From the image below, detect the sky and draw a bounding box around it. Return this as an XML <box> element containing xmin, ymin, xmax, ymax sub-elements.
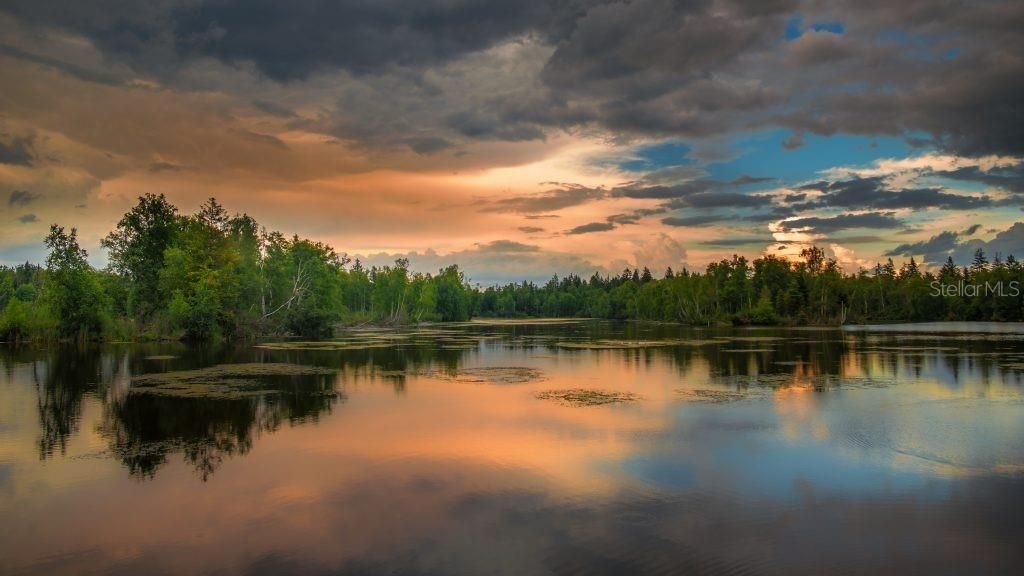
<box><xmin>0</xmin><ymin>0</ymin><xmax>1022</xmax><ymax>285</ymax></box>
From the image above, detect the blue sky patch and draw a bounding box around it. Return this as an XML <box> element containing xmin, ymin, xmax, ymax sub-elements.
<box><xmin>704</xmin><ymin>130</ymin><xmax>916</xmax><ymax>186</ymax></box>
<box><xmin>618</xmin><ymin>140</ymin><xmax>694</xmax><ymax>172</ymax></box>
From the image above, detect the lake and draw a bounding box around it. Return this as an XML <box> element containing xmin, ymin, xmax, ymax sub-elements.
<box><xmin>1</xmin><ymin>320</ymin><xmax>1022</xmax><ymax>575</ymax></box>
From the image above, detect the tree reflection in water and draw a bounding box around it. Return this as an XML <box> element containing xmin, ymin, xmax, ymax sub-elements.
<box><xmin>12</xmin><ymin>344</ymin><xmax>344</xmax><ymax>480</ymax></box>
<box><xmin>14</xmin><ymin>321</ymin><xmax>1024</xmax><ymax>482</ymax></box>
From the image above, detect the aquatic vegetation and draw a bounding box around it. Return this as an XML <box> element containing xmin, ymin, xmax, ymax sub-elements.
<box><xmin>130</xmin><ymin>363</ymin><xmax>337</xmax><ymax>399</ymax></box>
<box><xmin>143</xmin><ymin>355</ymin><xmax>179</xmax><ymax>360</ymax></box>
<box><xmin>442</xmin><ymin>367</ymin><xmax>544</xmax><ymax>384</ymax></box>
<box><xmin>255</xmin><ymin>329</ymin><xmax>504</xmax><ymax>351</ymax></box>
<box><xmin>375</xmin><ymin>366</ymin><xmax>544</xmax><ymax>384</ymax></box>
<box><xmin>676</xmin><ymin>388</ymin><xmax>751</xmax><ymax>403</ymax></box>
<box><xmin>535</xmin><ymin>388</ymin><xmax>640</xmax><ymax>406</ymax></box>
<box><xmin>555</xmin><ymin>339</ymin><xmax>719</xmax><ymax>349</ymax></box>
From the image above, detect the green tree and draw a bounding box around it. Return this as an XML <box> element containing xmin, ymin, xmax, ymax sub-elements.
<box><xmin>43</xmin><ymin>225</ymin><xmax>107</xmax><ymax>337</ymax></box>
<box><xmin>101</xmin><ymin>194</ymin><xmax>179</xmax><ymax>318</ymax></box>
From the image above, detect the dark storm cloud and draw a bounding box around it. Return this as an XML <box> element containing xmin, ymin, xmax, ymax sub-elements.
<box><xmin>0</xmin><ymin>135</ymin><xmax>34</xmax><ymax>166</ymax></box>
<box><xmin>538</xmin><ymin>0</ymin><xmax>792</xmax><ymax>105</ymax></box>
<box><xmin>795</xmin><ymin>176</ymin><xmax>993</xmax><ymax>210</ymax></box>
<box><xmin>401</xmin><ymin>136</ymin><xmax>454</xmax><ymax>155</ymax></box>
<box><xmin>530</xmin><ymin>0</ymin><xmax>1024</xmax><ymax>156</ymax></box>
<box><xmin>887</xmin><ymin>222</ymin><xmax>1024</xmax><ymax>265</ymax></box>
<box><xmin>446</xmin><ymin>111</ymin><xmax>546</xmax><ymax>142</ymax></box>
<box><xmin>780</xmin><ymin>212</ymin><xmax>903</xmax><ymax>233</ymax></box>
<box><xmin>2</xmin><ymin>0</ymin><xmax>589</xmax><ymax>82</ymax></box>
<box><xmin>17</xmin><ymin>213</ymin><xmax>38</xmax><ymax>223</ymax></box>
<box><xmin>7</xmin><ymin>189</ymin><xmax>40</xmax><ymax>207</ymax></box>
<box><xmin>1</xmin><ymin>0</ymin><xmax>1021</xmax><ymax>157</ymax></box>
<box><xmin>484</xmin><ymin>184</ymin><xmax>606</xmax><ymax>214</ymax></box>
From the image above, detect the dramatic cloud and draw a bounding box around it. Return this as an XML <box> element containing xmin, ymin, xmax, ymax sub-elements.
<box><xmin>0</xmin><ymin>1</ymin><xmax>1021</xmax><ymax>273</ymax></box>
<box><xmin>3</xmin><ymin>0</ymin><xmax>1019</xmax><ymax>157</ymax></box>
<box><xmin>795</xmin><ymin>176</ymin><xmax>993</xmax><ymax>210</ymax></box>
<box><xmin>780</xmin><ymin>212</ymin><xmax>903</xmax><ymax>233</ymax></box>
<box><xmin>887</xmin><ymin>222</ymin><xmax>1024</xmax><ymax>265</ymax></box>
<box><xmin>16</xmin><ymin>213</ymin><xmax>37</xmax><ymax>223</ymax></box>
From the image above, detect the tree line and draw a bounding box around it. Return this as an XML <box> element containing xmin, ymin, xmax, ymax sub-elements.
<box><xmin>2</xmin><ymin>194</ymin><xmax>1023</xmax><ymax>341</ymax></box>
<box><xmin>475</xmin><ymin>247</ymin><xmax>1024</xmax><ymax>325</ymax></box>
<box><xmin>0</xmin><ymin>194</ymin><xmax>473</xmax><ymax>341</ymax></box>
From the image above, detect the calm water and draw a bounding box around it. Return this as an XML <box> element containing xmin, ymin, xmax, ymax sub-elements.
<box><xmin>1</xmin><ymin>321</ymin><xmax>1022</xmax><ymax>575</ymax></box>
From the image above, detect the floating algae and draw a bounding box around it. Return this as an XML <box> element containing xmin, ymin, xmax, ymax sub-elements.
<box><xmin>536</xmin><ymin>388</ymin><xmax>640</xmax><ymax>406</ymax></box>
<box><xmin>676</xmin><ymin>388</ymin><xmax>751</xmax><ymax>403</ymax></box>
<box><xmin>130</xmin><ymin>363</ymin><xmax>336</xmax><ymax>399</ymax></box>
<box><xmin>555</xmin><ymin>339</ymin><xmax>720</xmax><ymax>350</ymax></box>
<box><xmin>144</xmin><ymin>355</ymin><xmax>179</xmax><ymax>361</ymax></box>
<box><xmin>376</xmin><ymin>366</ymin><xmax>544</xmax><ymax>384</ymax></box>
<box><xmin>442</xmin><ymin>367</ymin><xmax>544</xmax><ymax>384</ymax></box>
<box><xmin>720</xmin><ymin>348</ymin><xmax>774</xmax><ymax>353</ymax></box>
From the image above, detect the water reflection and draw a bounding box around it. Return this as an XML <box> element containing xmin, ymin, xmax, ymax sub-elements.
<box><xmin>0</xmin><ymin>321</ymin><xmax>1022</xmax><ymax>575</ymax></box>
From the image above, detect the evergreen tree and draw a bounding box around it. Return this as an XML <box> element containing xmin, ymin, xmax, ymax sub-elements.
<box><xmin>971</xmin><ymin>248</ymin><xmax>989</xmax><ymax>273</ymax></box>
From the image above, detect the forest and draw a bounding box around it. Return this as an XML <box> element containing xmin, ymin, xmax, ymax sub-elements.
<box><xmin>2</xmin><ymin>194</ymin><xmax>1023</xmax><ymax>342</ymax></box>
